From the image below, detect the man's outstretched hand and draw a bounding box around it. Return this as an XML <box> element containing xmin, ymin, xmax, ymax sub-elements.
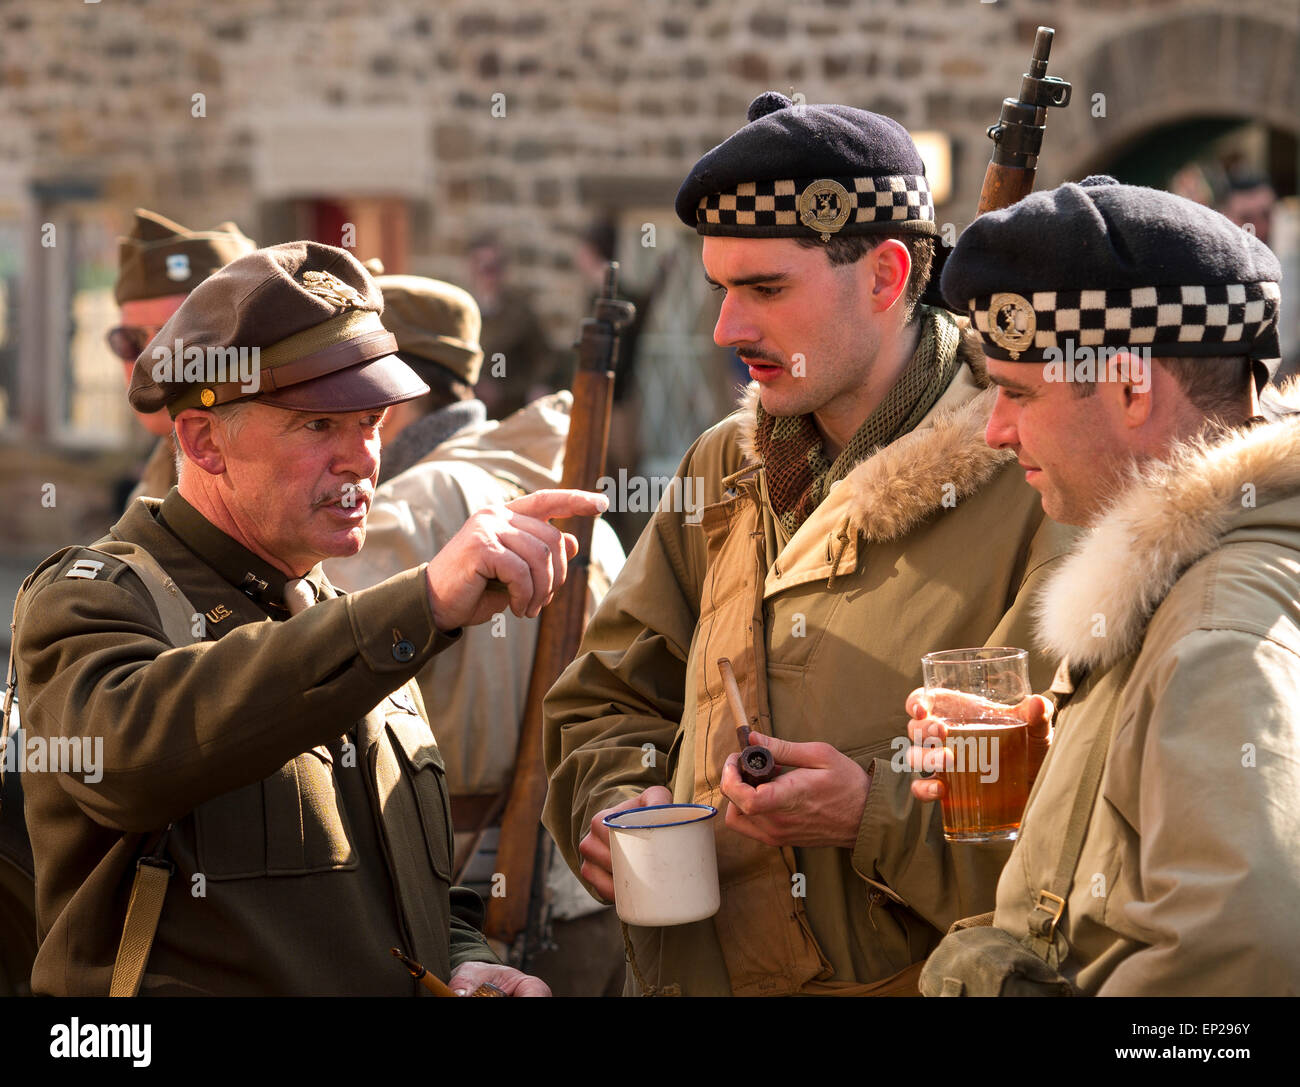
<box><xmin>423</xmin><ymin>488</ymin><xmax>609</xmax><ymax>630</ymax></box>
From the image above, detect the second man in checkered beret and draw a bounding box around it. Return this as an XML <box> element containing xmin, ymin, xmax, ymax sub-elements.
<box><xmin>542</xmin><ymin>91</ymin><xmax>1077</xmax><ymax>997</ymax></box>
<box><xmin>910</xmin><ymin>175</ymin><xmax>1299</xmax><ymax>996</ymax></box>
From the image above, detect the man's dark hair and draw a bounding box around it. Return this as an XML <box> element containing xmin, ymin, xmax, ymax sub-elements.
<box><xmin>398</xmin><ymin>351</ymin><xmax>475</xmax><ymax>415</ymax></box>
<box><xmin>794</xmin><ymin>232</ymin><xmax>935</xmax><ymax>323</ymax></box>
<box><xmin>1156</xmin><ymin>355</ymin><xmax>1253</xmax><ymax>421</ymax></box>
<box><xmin>1069</xmin><ymin>351</ymin><xmax>1252</xmax><ymax>422</ymax></box>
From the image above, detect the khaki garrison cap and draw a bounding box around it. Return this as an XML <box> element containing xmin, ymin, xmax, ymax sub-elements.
<box><xmin>127</xmin><ymin>242</ymin><xmax>430</xmax><ymax>417</ymax></box>
<box><xmin>115</xmin><ymin>208</ymin><xmax>257</xmax><ymax>304</ymax></box>
<box><xmin>375</xmin><ymin>274</ymin><xmax>484</xmax><ymax>386</ymax></box>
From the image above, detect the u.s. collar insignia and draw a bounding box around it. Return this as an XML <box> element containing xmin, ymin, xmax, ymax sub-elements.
<box><xmin>299</xmin><ymin>270</ymin><xmax>362</xmax><ymax>310</ymax></box>
<box><xmin>797</xmin><ymin>179</ymin><xmax>852</xmax><ymax>242</ymax></box>
<box><xmin>988</xmin><ymin>292</ymin><xmax>1036</xmax><ymax>359</ymax></box>
<box><xmin>205</xmin><ymin>603</ymin><xmax>232</xmax><ymax>624</ymax></box>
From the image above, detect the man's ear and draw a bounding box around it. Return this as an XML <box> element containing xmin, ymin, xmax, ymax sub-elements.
<box><xmin>1106</xmin><ymin>349</ymin><xmax>1153</xmax><ymax>429</ymax></box>
<box><xmin>174</xmin><ymin>409</ymin><xmax>227</xmax><ymax>476</ymax></box>
<box><xmin>865</xmin><ymin>238</ymin><xmax>911</xmax><ymax>314</ymax></box>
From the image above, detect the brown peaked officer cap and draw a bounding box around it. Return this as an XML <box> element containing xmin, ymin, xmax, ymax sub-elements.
<box><xmin>127</xmin><ymin>241</ymin><xmax>429</xmax><ymax>417</ymax></box>
<box><xmin>115</xmin><ymin>208</ymin><xmax>257</xmax><ymax>304</ymax></box>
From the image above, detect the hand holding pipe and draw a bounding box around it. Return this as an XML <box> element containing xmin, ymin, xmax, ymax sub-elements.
<box><xmin>717</xmin><ymin>657</ymin><xmax>777</xmax><ymax>787</ymax></box>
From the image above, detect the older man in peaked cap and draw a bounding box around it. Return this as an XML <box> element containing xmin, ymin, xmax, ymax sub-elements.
<box><xmin>7</xmin><ymin>241</ymin><xmax>606</xmax><ymax>996</ymax></box>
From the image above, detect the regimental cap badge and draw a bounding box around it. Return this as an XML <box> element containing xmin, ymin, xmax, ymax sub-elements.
<box><xmin>987</xmin><ymin>292</ymin><xmax>1036</xmax><ymax>359</ymax></box>
<box><xmin>299</xmin><ymin>269</ymin><xmax>362</xmax><ymax>310</ymax></box>
<box><xmin>165</xmin><ymin>253</ymin><xmax>192</xmax><ymax>282</ymax></box>
<box><xmin>797</xmin><ymin>178</ymin><xmax>852</xmax><ymax>242</ymax></box>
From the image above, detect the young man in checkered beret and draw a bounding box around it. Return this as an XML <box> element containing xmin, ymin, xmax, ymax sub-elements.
<box><xmin>542</xmin><ymin>92</ymin><xmax>1077</xmax><ymax>996</ymax></box>
<box><xmin>911</xmin><ymin>175</ymin><xmax>1299</xmax><ymax>995</ymax></box>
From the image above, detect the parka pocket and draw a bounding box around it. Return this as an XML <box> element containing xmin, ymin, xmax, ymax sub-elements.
<box><xmin>194</xmin><ymin>745</ymin><xmax>359</xmax><ymax>880</ymax></box>
<box><xmin>385</xmin><ymin>705</ymin><xmax>454</xmax><ymax>883</ymax></box>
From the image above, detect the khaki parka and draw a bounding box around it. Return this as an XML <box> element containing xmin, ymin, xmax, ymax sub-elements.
<box><xmin>543</xmin><ymin>340</ymin><xmax>1077</xmax><ymax>996</ymax></box>
<box><xmin>986</xmin><ymin>408</ymin><xmax>1300</xmax><ymax>995</ymax></box>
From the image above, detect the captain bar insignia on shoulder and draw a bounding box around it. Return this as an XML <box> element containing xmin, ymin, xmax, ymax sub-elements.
<box><xmin>64</xmin><ymin>559</ymin><xmax>105</xmax><ymax>581</ymax></box>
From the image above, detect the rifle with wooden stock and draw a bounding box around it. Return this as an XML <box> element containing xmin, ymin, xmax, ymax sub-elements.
<box><xmin>484</xmin><ymin>264</ymin><xmax>634</xmax><ymax>964</ymax></box>
<box><xmin>977</xmin><ymin>26</ymin><xmax>1072</xmax><ymax>216</ymax></box>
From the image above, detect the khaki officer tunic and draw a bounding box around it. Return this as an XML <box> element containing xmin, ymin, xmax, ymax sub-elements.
<box><xmin>14</xmin><ymin>490</ymin><xmax>497</xmax><ymax>996</ymax></box>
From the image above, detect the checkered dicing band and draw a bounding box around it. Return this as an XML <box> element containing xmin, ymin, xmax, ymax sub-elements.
<box><xmin>970</xmin><ymin>281</ymin><xmax>1282</xmax><ymax>361</ymax></box>
<box><xmin>697</xmin><ymin>174</ymin><xmax>935</xmax><ymax>232</ymax></box>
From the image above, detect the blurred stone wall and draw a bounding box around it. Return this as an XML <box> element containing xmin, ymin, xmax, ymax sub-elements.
<box><xmin>3</xmin><ymin>0</ymin><xmax>1294</xmax><ymax>341</ymax></box>
<box><xmin>0</xmin><ymin>0</ymin><xmax>1296</xmax><ymax>560</ymax></box>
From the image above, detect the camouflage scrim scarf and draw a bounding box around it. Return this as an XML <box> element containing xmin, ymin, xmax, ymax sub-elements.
<box><xmin>755</xmin><ymin>305</ymin><xmax>962</xmax><ymax>538</ymax></box>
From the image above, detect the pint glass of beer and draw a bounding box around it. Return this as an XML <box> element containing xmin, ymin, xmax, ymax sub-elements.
<box><xmin>920</xmin><ymin>647</ymin><xmax>1031</xmax><ymax>843</ymax></box>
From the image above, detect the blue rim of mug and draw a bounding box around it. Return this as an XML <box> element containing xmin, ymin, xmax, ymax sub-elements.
<box><xmin>603</xmin><ymin>803</ymin><xmax>718</xmax><ymax>830</ymax></box>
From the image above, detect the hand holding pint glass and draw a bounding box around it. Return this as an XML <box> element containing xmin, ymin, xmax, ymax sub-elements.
<box><xmin>911</xmin><ymin>648</ymin><xmax>1038</xmax><ymax>843</ymax></box>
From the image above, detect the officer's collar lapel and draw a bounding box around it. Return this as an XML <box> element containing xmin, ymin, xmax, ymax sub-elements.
<box><xmin>1037</xmin><ymin>381</ymin><xmax>1300</xmax><ymax>671</ymax></box>
<box><xmin>159</xmin><ymin>491</ymin><xmax>291</xmax><ymax>603</ymax></box>
<box><xmin>106</xmin><ymin>497</ymin><xmax>271</xmax><ymax>634</ymax></box>
<box><xmin>144</xmin><ymin>491</ymin><xmax>295</xmax><ymax>622</ymax></box>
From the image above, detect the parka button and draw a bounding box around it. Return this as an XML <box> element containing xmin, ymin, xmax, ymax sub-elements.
<box><xmin>392</xmin><ymin>639</ymin><xmax>416</xmax><ymax>662</ymax></box>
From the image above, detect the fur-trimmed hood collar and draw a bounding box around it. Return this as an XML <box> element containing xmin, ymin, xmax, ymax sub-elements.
<box><xmin>1038</xmin><ymin>390</ymin><xmax>1300</xmax><ymax>670</ymax></box>
<box><xmin>732</xmin><ymin>318</ymin><xmax>1006</xmax><ymax>544</ymax></box>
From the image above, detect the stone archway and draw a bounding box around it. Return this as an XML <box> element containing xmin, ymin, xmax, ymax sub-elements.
<box><xmin>1038</xmin><ymin>8</ymin><xmax>1300</xmax><ymax>189</ymax></box>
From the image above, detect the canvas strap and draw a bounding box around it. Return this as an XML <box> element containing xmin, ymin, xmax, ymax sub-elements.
<box><xmin>96</xmin><ymin>542</ymin><xmax>203</xmax><ymax>996</ymax></box>
<box><xmin>1023</xmin><ymin>656</ymin><xmax>1137</xmax><ymax>966</ymax></box>
<box><xmin>6</xmin><ymin>539</ymin><xmax>200</xmax><ymax>995</ymax></box>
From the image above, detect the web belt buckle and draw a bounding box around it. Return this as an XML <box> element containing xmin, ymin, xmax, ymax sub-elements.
<box><xmin>1030</xmin><ymin>889</ymin><xmax>1066</xmax><ymax>939</ymax></box>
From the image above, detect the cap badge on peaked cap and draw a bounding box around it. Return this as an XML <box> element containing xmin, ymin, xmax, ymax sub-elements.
<box><xmin>299</xmin><ymin>269</ymin><xmax>362</xmax><ymax>310</ymax></box>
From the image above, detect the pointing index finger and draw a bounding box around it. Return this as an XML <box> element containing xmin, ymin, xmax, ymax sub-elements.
<box><xmin>507</xmin><ymin>488</ymin><xmax>609</xmax><ymax>522</ymax></box>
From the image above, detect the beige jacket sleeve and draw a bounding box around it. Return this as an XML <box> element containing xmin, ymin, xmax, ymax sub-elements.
<box><xmin>1098</xmin><ymin>629</ymin><xmax>1300</xmax><ymax>995</ymax></box>
<box><xmin>543</xmin><ymin>443</ymin><xmax>711</xmax><ymax>884</ymax></box>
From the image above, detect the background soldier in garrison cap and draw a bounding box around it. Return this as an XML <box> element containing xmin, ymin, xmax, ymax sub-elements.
<box><xmin>109</xmin><ymin>208</ymin><xmax>256</xmax><ymax>507</ymax></box>
<box><xmin>8</xmin><ymin>241</ymin><xmax>607</xmax><ymax>996</ymax></box>
<box><xmin>325</xmin><ymin>272</ymin><xmax>628</xmax><ymax>996</ymax></box>
<box><xmin>911</xmin><ymin>176</ymin><xmax>1299</xmax><ymax>996</ymax></box>
<box><xmin>542</xmin><ymin>92</ymin><xmax>1075</xmax><ymax>997</ymax></box>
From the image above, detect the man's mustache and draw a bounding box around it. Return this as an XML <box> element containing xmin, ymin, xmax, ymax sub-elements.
<box><xmin>735</xmin><ymin>345</ymin><xmax>785</xmax><ymax>366</ymax></box>
<box><xmin>313</xmin><ymin>482</ymin><xmax>374</xmax><ymax>508</ymax></box>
